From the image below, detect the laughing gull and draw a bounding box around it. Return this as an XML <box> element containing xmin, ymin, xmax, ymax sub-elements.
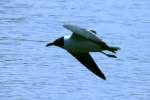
<box><xmin>46</xmin><ymin>24</ymin><xmax>120</xmax><ymax>80</ymax></box>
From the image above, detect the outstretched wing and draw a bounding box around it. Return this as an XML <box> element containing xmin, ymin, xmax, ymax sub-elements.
<box><xmin>63</xmin><ymin>24</ymin><xmax>99</xmax><ymax>40</ymax></box>
<box><xmin>69</xmin><ymin>52</ymin><xmax>106</xmax><ymax>80</ymax></box>
<box><xmin>63</xmin><ymin>24</ymin><xmax>109</xmax><ymax>49</ymax></box>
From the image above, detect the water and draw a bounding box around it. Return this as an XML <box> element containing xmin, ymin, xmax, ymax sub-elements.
<box><xmin>0</xmin><ymin>0</ymin><xmax>150</xmax><ymax>99</ymax></box>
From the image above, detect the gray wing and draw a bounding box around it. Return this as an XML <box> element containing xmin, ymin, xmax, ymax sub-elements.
<box><xmin>63</xmin><ymin>24</ymin><xmax>100</xmax><ymax>40</ymax></box>
<box><xmin>63</xmin><ymin>24</ymin><xmax>110</xmax><ymax>49</ymax></box>
<box><xmin>69</xmin><ymin>52</ymin><xmax>106</xmax><ymax>80</ymax></box>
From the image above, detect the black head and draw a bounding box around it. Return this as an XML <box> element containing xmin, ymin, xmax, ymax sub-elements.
<box><xmin>46</xmin><ymin>37</ymin><xmax>64</xmax><ymax>47</ymax></box>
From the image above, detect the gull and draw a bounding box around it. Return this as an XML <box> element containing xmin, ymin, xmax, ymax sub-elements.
<box><xmin>46</xmin><ymin>24</ymin><xmax>120</xmax><ymax>80</ymax></box>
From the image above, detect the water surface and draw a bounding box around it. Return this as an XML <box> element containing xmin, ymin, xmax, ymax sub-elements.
<box><xmin>0</xmin><ymin>0</ymin><xmax>150</xmax><ymax>100</ymax></box>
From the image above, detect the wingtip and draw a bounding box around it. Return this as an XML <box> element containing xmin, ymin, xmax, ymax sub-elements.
<box><xmin>101</xmin><ymin>75</ymin><xmax>106</xmax><ymax>80</ymax></box>
<box><xmin>102</xmin><ymin>77</ymin><xmax>106</xmax><ymax>80</ymax></box>
<box><xmin>63</xmin><ymin>24</ymin><xmax>70</xmax><ymax>30</ymax></box>
<box><xmin>98</xmin><ymin>73</ymin><xmax>106</xmax><ymax>80</ymax></box>
<box><xmin>62</xmin><ymin>24</ymin><xmax>66</xmax><ymax>27</ymax></box>
<box><xmin>63</xmin><ymin>24</ymin><xmax>70</xmax><ymax>28</ymax></box>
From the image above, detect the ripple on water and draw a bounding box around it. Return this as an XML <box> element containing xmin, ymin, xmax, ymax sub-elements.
<box><xmin>0</xmin><ymin>0</ymin><xmax>150</xmax><ymax>100</ymax></box>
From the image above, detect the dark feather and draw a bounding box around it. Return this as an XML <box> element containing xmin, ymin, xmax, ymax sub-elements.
<box><xmin>69</xmin><ymin>52</ymin><xmax>106</xmax><ymax>80</ymax></box>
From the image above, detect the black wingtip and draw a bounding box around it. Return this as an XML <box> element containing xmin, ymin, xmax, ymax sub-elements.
<box><xmin>96</xmin><ymin>72</ymin><xmax>106</xmax><ymax>80</ymax></box>
<box><xmin>100</xmin><ymin>75</ymin><xmax>106</xmax><ymax>80</ymax></box>
<box><xmin>107</xmin><ymin>54</ymin><xmax>117</xmax><ymax>58</ymax></box>
<box><xmin>102</xmin><ymin>76</ymin><xmax>106</xmax><ymax>80</ymax></box>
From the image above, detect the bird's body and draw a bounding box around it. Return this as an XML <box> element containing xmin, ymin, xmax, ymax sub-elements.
<box><xmin>63</xmin><ymin>35</ymin><xmax>103</xmax><ymax>53</ymax></box>
<box><xmin>46</xmin><ymin>24</ymin><xmax>120</xmax><ymax>80</ymax></box>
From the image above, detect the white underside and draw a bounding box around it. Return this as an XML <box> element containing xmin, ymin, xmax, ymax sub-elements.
<box><xmin>63</xmin><ymin>37</ymin><xmax>102</xmax><ymax>53</ymax></box>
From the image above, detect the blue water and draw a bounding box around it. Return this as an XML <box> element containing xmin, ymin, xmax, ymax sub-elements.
<box><xmin>0</xmin><ymin>0</ymin><xmax>150</xmax><ymax>100</ymax></box>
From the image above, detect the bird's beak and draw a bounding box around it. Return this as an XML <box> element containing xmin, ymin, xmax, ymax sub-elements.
<box><xmin>46</xmin><ymin>42</ymin><xmax>54</xmax><ymax>47</ymax></box>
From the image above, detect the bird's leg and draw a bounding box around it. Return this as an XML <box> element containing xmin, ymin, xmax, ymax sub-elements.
<box><xmin>100</xmin><ymin>51</ymin><xmax>117</xmax><ymax>58</ymax></box>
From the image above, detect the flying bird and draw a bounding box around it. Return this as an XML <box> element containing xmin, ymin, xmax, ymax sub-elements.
<box><xmin>46</xmin><ymin>24</ymin><xmax>120</xmax><ymax>80</ymax></box>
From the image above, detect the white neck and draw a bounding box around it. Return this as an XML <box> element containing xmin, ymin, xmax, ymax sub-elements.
<box><xmin>64</xmin><ymin>35</ymin><xmax>71</xmax><ymax>40</ymax></box>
